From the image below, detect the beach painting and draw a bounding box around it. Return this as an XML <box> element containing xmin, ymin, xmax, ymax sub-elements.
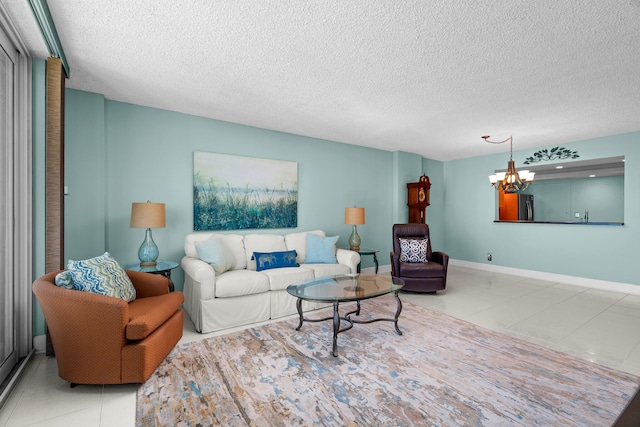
<box><xmin>193</xmin><ymin>152</ymin><xmax>298</xmax><ymax>230</ymax></box>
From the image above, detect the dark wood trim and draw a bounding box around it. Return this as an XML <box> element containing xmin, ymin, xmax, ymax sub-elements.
<box><xmin>45</xmin><ymin>57</ymin><xmax>65</xmax><ymax>356</ymax></box>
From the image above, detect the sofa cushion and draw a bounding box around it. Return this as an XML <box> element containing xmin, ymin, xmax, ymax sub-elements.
<box><xmin>284</xmin><ymin>230</ymin><xmax>325</xmax><ymax>264</ymax></box>
<box><xmin>67</xmin><ymin>252</ymin><xmax>136</xmax><ymax>302</ymax></box>
<box><xmin>263</xmin><ymin>267</ymin><xmax>315</xmax><ymax>291</ymax></box>
<box><xmin>185</xmin><ymin>233</ymin><xmax>247</xmax><ymax>270</ymax></box>
<box><xmin>301</xmin><ymin>263</ymin><xmax>351</xmax><ymax>278</ymax></box>
<box><xmin>399</xmin><ymin>261</ymin><xmax>445</xmax><ymax>278</ymax></box>
<box><xmin>126</xmin><ymin>292</ymin><xmax>184</xmax><ymax>340</ymax></box>
<box><xmin>195</xmin><ymin>236</ymin><xmax>234</xmax><ymax>274</ymax></box>
<box><xmin>305</xmin><ymin>234</ymin><xmax>339</xmax><ymax>264</ymax></box>
<box><xmin>244</xmin><ymin>234</ymin><xmax>287</xmax><ymax>270</ymax></box>
<box><xmin>254</xmin><ymin>250</ymin><xmax>299</xmax><ymax>271</ymax></box>
<box><xmin>399</xmin><ymin>238</ymin><xmax>428</xmax><ymax>263</ymax></box>
<box><xmin>215</xmin><ymin>270</ymin><xmax>270</xmax><ymax>298</ymax></box>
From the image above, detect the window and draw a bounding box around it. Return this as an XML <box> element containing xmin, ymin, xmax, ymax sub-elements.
<box><xmin>0</xmin><ymin>10</ymin><xmax>32</xmax><ymax>402</ymax></box>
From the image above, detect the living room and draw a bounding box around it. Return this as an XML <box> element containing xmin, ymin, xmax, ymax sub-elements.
<box><xmin>2</xmin><ymin>1</ymin><xmax>640</xmax><ymax>425</ymax></box>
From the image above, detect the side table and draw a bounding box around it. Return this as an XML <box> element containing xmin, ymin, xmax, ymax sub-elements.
<box><xmin>354</xmin><ymin>249</ymin><xmax>379</xmax><ymax>274</ymax></box>
<box><xmin>124</xmin><ymin>260</ymin><xmax>178</xmax><ymax>292</ymax></box>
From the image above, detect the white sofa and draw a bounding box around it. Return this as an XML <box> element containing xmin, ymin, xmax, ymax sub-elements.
<box><xmin>181</xmin><ymin>230</ymin><xmax>360</xmax><ymax>333</ymax></box>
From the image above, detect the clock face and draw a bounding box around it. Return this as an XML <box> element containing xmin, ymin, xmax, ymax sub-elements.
<box><xmin>418</xmin><ymin>187</ymin><xmax>426</xmax><ymax>202</ymax></box>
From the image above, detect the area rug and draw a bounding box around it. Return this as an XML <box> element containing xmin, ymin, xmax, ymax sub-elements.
<box><xmin>136</xmin><ymin>296</ymin><xmax>640</xmax><ymax>426</ymax></box>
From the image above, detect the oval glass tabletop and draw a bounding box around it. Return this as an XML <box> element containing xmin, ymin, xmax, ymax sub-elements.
<box><xmin>124</xmin><ymin>260</ymin><xmax>178</xmax><ymax>272</ymax></box>
<box><xmin>286</xmin><ymin>274</ymin><xmax>404</xmax><ymax>302</ymax></box>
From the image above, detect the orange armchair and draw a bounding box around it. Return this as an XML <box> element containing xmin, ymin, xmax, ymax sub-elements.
<box><xmin>33</xmin><ymin>270</ymin><xmax>184</xmax><ymax>385</ymax></box>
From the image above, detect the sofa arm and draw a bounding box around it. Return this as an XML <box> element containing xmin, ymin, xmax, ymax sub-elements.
<box><xmin>390</xmin><ymin>252</ymin><xmax>400</xmax><ymax>277</ymax></box>
<box><xmin>336</xmin><ymin>249</ymin><xmax>360</xmax><ymax>274</ymax></box>
<box><xmin>432</xmin><ymin>251</ymin><xmax>450</xmax><ymax>271</ymax></box>
<box><xmin>432</xmin><ymin>251</ymin><xmax>449</xmax><ymax>287</ymax></box>
<box><xmin>181</xmin><ymin>256</ymin><xmax>217</xmax><ymax>300</ymax></box>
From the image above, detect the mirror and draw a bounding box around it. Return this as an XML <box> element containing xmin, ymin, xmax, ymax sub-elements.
<box><xmin>494</xmin><ymin>156</ymin><xmax>624</xmax><ymax>225</ymax></box>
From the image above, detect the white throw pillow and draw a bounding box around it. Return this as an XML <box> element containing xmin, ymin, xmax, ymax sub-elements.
<box><xmin>399</xmin><ymin>238</ymin><xmax>428</xmax><ymax>263</ymax></box>
<box><xmin>244</xmin><ymin>234</ymin><xmax>287</xmax><ymax>270</ymax></box>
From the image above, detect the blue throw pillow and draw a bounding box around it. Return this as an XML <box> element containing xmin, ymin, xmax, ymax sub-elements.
<box><xmin>253</xmin><ymin>250</ymin><xmax>299</xmax><ymax>271</ymax></box>
<box><xmin>305</xmin><ymin>234</ymin><xmax>339</xmax><ymax>264</ymax></box>
<box><xmin>66</xmin><ymin>252</ymin><xmax>137</xmax><ymax>302</ymax></box>
<box><xmin>54</xmin><ymin>271</ymin><xmax>74</xmax><ymax>289</ymax></box>
<box><xmin>195</xmin><ymin>236</ymin><xmax>234</xmax><ymax>275</ymax></box>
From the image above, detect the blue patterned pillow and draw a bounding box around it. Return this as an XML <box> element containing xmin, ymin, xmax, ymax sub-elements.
<box><xmin>66</xmin><ymin>252</ymin><xmax>136</xmax><ymax>302</ymax></box>
<box><xmin>305</xmin><ymin>234</ymin><xmax>339</xmax><ymax>264</ymax></box>
<box><xmin>253</xmin><ymin>250</ymin><xmax>299</xmax><ymax>271</ymax></box>
<box><xmin>399</xmin><ymin>238</ymin><xmax>428</xmax><ymax>263</ymax></box>
<box><xmin>54</xmin><ymin>271</ymin><xmax>74</xmax><ymax>289</ymax></box>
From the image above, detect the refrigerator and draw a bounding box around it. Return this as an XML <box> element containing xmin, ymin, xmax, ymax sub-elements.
<box><xmin>499</xmin><ymin>193</ymin><xmax>534</xmax><ymax>221</ymax></box>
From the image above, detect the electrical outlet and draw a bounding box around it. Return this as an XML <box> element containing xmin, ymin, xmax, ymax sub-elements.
<box><xmin>487</xmin><ymin>253</ymin><xmax>492</xmax><ymax>261</ymax></box>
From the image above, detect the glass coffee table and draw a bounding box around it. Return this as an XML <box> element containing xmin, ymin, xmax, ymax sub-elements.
<box><xmin>286</xmin><ymin>274</ymin><xmax>405</xmax><ymax>357</ymax></box>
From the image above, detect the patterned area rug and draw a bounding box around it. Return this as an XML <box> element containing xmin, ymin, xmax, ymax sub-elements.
<box><xmin>136</xmin><ymin>296</ymin><xmax>640</xmax><ymax>426</ymax></box>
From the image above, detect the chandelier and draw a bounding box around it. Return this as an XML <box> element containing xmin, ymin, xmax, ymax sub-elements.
<box><xmin>483</xmin><ymin>135</ymin><xmax>534</xmax><ymax>193</ymax></box>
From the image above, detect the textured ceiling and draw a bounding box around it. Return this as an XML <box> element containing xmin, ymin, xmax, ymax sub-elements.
<box><xmin>5</xmin><ymin>0</ymin><xmax>640</xmax><ymax>160</ymax></box>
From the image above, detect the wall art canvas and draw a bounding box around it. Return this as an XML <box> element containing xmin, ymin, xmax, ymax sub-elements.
<box><xmin>193</xmin><ymin>152</ymin><xmax>298</xmax><ymax>230</ymax></box>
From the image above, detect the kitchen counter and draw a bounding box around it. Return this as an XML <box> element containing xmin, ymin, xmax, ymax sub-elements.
<box><xmin>494</xmin><ymin>220</ymin><xmax>624</xmax><ymax>226</ymax></box>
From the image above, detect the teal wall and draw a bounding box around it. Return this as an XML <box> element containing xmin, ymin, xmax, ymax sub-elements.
<box><xmin>65</xmin><ymin>90</ymin><xmax>106</xmax><ymax>259</ymax></box>
<box><xmin>440</xmin><ymin>132</ymin><xmax>639</xmax><ymax>283</ymax></box>
<box><xmin>62</xmin><ymin>91</ymin><xmax>416</xmax><ymax>294</ymax></box>
<box><xmin>32</xmin><ymin>87</ymin><xmax>423</xmax><ymax>335</ymax></box>
<box><xmin>423</xmin><ymin>158</ymin><xmax>445</xmax><ymax>249</ymax></box>
<box><xmin>101</xmin><ymin>99</ymin><xmax>400</xmax><ymax>280</ymax></box>
<box><xmin>30</xmin><ymin>66</ymin><xmax>640</xmax><ymax>336</ymax></box>
<box><xmin>32</xmin><ymin>59</ymin><xmax>46</xmax><ymax>336</ymax></box>
<box><xmin>392</xmin><ymin>151</ymin><xmax>423</xmax><ymax>224</ymax></box>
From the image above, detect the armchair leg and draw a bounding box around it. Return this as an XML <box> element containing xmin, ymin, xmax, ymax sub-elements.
<box><xmin>70</xmin><ymin>383</ymin><xmax>79</xmax><ymax>388</ymax></box>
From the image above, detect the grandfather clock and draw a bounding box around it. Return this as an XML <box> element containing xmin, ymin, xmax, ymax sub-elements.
<box><xmin>407</xmin><ymin>175</ymin><xmax>431</xmax><ymax>223</ymax></box>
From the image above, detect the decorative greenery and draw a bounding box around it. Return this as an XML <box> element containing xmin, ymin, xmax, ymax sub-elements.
<box><xmin>193</xmin><ymin>179</ymin><xmax>297</xmax><ymax>231</ymax></box>
<box><xmin>193</xmin><ymin>152</ymin><xmax>298</xmax><ymax>231</ymax></box>
<box><xmin>523</xmin><ymin>147</ymin><xmax>579</xmax><ymax>165</ymax></box>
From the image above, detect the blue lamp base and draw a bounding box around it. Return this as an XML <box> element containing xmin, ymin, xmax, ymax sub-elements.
<box><xmin>348</xmin><ymin>225</ymin><xmax>361</xmax><ymax>252</ymax></box>
<box><xmin>138</xmin><ymin>228</ymin><xmax>159</xmax><ymax>267</ymax></box>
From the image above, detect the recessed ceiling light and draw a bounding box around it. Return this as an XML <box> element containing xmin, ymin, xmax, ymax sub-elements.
<box><xmin>555</xmin><ymin>166</ymin><xmax>563</xmax><ymax>169</ymax></box>
<box><xmin>589</xmin><ymin>174</ymin><xmax>596</xmax><ymax>178</ymax></box>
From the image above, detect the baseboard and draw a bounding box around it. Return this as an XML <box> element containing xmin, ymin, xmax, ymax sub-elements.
<box><xmin>450</xmin><ymin>259</ymin><xmax>640</xmax><ymax>296</ymax></box>
<box><xmin>369</xmin><ymin>260</ymin><xmax>640</xmax><ymax>295</ymax></box>
<box><xmin>33</xmin><ymin>334</ymin><xmax>46</xmax><ymax>354</ymax></box>
<box><xmin>362</xmin><ymin>265</ymin><xmax>391</xmax><ymax>274</ymax></box>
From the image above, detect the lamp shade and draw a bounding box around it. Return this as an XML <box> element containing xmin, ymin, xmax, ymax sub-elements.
<box><xmin>344</xmin><ymin>207</ymin><xmax>365</xmax><ymax>225</ymax></box>
<box><xmin>130</xmin><ymin>201</ymin><xmax>166</xmax><ymax>228</ymax></box>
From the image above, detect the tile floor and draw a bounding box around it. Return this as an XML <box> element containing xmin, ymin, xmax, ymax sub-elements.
<box><xmin>3</xmin><ymin>265</ymin><xmax>640</xmax><ymax>426</ymax></box>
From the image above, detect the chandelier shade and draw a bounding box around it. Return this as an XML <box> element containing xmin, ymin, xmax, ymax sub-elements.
<box><xmin>483</xmin><ymin>136</ymin><xmax>534</xmax><ymax>193</ymax></box>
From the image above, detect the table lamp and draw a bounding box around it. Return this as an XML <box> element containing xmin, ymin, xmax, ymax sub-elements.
<box><xmin>344</xmin><ymin>207</ymin><xmax>365</xmax><ymax>251</ymax></box>
<box><xmin>130</xmin><ymin>201</ymin><xmax>166</xmax><ymax>267</ymax></box>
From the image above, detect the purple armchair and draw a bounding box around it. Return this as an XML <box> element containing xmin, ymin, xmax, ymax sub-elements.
<box><xmin>390</xmin><ymin>223</ymin><xmax>449</xmax><ymax>293</ymax></box>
